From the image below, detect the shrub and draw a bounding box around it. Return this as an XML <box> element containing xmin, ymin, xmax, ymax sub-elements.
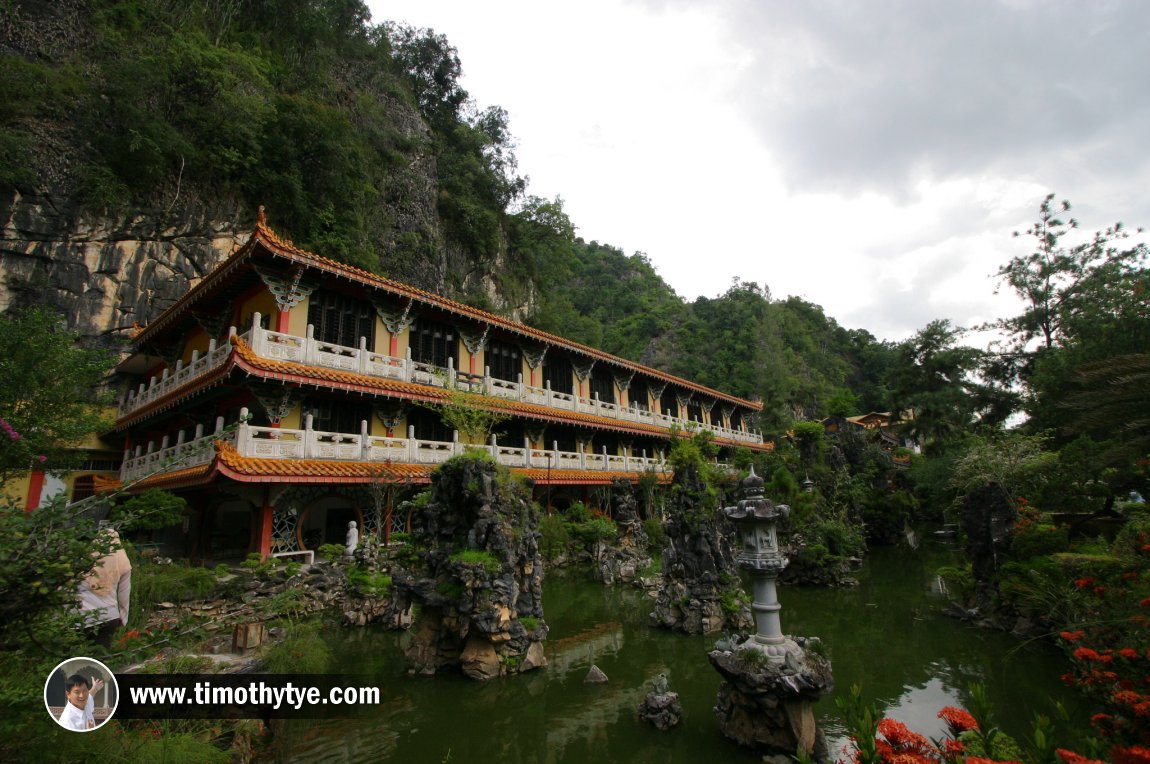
<box><xmin>539</xmin><ymin>514</ymin><xmax>570</xmax><ymax>560</ymax></box>
<box><xmin>317</xmin><ymin>543</ymin><xmax>347</xmax><ymax>561</ymax></box>
<box><xmin>643</xmin><ymin>517</ymin><xmax>666</xmax><ymax>549</ymax></box>
<box><xmin>450</xmin><ymin>549</ymin><xmax>501</xmax><ymax>574</ymax></box>
<box><xmin>346</xmin><ymin>567</ymin><xmax>392</xmax><ymax>597</ymax></box>
<box><xmin>1010</xmin><ymin>523</ymin><xmax>1070</xmax><ymax>560</ymax></box>
<box><xmin>261</xmin><ymin>621</ymin><xmax>331</xmax><ymax>674</ymax></box>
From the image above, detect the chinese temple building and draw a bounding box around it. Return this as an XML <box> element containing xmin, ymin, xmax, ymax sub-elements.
<box><xmin>112</xmin><ymin>209</ymin><xmax>768</xmax><ymax>561</ymax></box>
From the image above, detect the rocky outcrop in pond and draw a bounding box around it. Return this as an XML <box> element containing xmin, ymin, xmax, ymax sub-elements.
<box><xmin>650</xmin><ymin>464</ymin><xmax>753</xmax><ymax>634</ymax></box>
<box><xmin>396</xmin><ymin>454</ymin><xmax>547</xmax><ymax>680</ymax></box>
<box><xmin>595</xmin><ymin>478</ymin><xmax>654</xmax><ymax>586</ymax></box>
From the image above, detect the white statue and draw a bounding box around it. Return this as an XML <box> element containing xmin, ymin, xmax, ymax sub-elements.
<box><xmin>345</xmin><ymin>521</ymin><xmax>359</xmax><ymax>556</ymax></box>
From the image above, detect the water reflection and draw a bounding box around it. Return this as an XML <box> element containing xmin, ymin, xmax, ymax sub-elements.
<box><xmin>262</xmin><ymin>542</ymin><xmax>1081</xmax><ymax>763</ymax></box>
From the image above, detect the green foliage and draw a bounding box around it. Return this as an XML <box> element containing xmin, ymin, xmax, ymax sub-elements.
<box><xmin>450</xmin><ymin>549</ymin><xmax>501</xmax><ymax>575</ymax></box>
<box><xmin>568</xmin><ymin>517</ymin><xmax>617</xmax><ymax>550</ymax></box>
<box><xmin>317</xmin><ymin>543</ymin><xmax>347</xmax><ymax>561</ymax></box>
<box><xmin>643</xmin><ymin>517</ymin><xmax>667</xmax><ymax>549</ymax></box>
<box><xmin>111</xmin><ymin>489</ymin><xmax>187</xmax><ymax>532</ymax></box>
<box><xmin>538</xmin><ymin>514</ymin><xmax>570</xmax><ymax>561</ymax></box>
<box><xmin>0</xmin><ymin>307</ymin><xmax>115</xmax><ymax>484</ymax></box>
<box><xmin>342</xmin><ymin>566</ymin><xmax>393</xmax><ymax>598</ymax></box>
<box><xmin>720</xmin><ymin>588</ymin><xmax>748</xmax><ymax>616</ymax></box>
<box><xmin>261</xmin><ymin>621</ymin><xmax>331</xmax><ymax>674</ymax></box>
<box><xmin>426</xmin><ymin>389</ymin><xmax>510</xmax><ymax>445</ymax></box>
<box><xmin>518</xmin><ymin>615</ymin><xmax>540</xmax><ymax>631</ymax></box>
<box><xmin>0</xmin><ymin>493</ymin><xmax>118</xmax><ymax>652</ymax></box>
<box><xmin>1010</xmin><ymin>523</ymin><xmax>1069</xmax><ymax>560</ymax></box>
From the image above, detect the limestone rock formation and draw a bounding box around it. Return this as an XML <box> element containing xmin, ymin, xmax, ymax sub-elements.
<box><xmin>395</xmin><ymin>454</ymin><xmax>547</xmax><ymax>680</ymax></box>
<box><xmin>595</xmin><ymin>478</ymin><xmax>653</xmax><ymax>586</ymax></box>
<box><xmin>650</xmin><ymin>464</ymin><xmax>752</xmax><ymax>634</ymax></box>
<box><xmin>709</xmin><ymin>637</ymin><xmax>833</xmax><ymax>758</ymax></box>
<box><xmin>637</xmin><ymin>673</ymin><xmax>683</xmax><ymax>730</ymax></box>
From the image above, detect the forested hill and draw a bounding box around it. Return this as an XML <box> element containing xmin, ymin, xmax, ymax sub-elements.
<box><xmin>0</xmin><ymin>0</ymin><xmax>901</xmax><ymax>431</ymax></box>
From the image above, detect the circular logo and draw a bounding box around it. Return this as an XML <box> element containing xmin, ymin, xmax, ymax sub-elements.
<box><xmin>45</xmin><ymin>657</ymin><xmax>118</xmax><ymax>732</ymax></box>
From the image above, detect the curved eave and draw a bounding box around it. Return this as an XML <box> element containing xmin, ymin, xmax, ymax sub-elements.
<box><xmin>114</xmin><ymin>358</ymin><xmax>237</xmax><ymax>430</ymax></box>
<box><xmin>230</xmin><ymin>338</ymin><xmax>772</xmax><ymax>450</ymax></box>
<box><xmin>117</xmin><ymin>338</ymin><xmax>771</xmax><ymax>452</ymax></box>
<box><xmin>132</xmin><ymin>216</ymin><xmax>760</xmax><ymax>412</ymax></box>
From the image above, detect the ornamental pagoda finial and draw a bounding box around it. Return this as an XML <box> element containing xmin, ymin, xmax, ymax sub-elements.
<box><xmin>256</xmin><ymin>205</ymin><xmax>267</xmax><ymax>227</ymax></box>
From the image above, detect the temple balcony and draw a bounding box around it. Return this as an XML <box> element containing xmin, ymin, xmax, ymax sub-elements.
<box><xmin>118</xmin><ymin>412</ymin><xmax>676</xmax><ymax>484</ymax></box>
<box><xmin>116</xmin><ymin>315</ymin><xmax>764</xmax><ymax>446</ymax></box>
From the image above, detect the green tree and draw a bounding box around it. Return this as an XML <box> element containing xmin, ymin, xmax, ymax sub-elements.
<box><xmin>887</xmin><ymin>320</ymin><xmax>1010</xmax><ymax>454</ymax></box>
<box><xmin>0</xmin><ymin>308</ymin><xmax>115</xmax><ymax>486</ymax></box>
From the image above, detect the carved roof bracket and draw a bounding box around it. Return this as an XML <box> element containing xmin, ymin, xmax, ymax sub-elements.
<box><xmin>375</xmin><ymin>297</ymin><xmax>417</xmax><ymax>335</ymax></box>
<box><xmin>374</xmin><ymin>401</ymin><xmax>407</xmax><ymax>429</ymax></box>
<box><xmin>572</xmin><ymin>358</ymin><xmax>595</xmax><ymax>383</ymax></box>
<box><xmin>458</xmin><ymin>324</ymin><xmax>490</xmax><ymax>355</ymax></box>
<box><xmin>613</xmin><ymin>370</ymin><xmax>634</xmax><ymax>392</ymax></box>
<box><xmin>521</xmin><ymin>344</ymin><xmax>547</xmax><ymax>370</ymax></box>
<box><xmin>248</xmin><ymin>382</ymin><xmax>302</xmax><ymax>425</ymax></box>
<box><xmin>254</xmin><ymin>264</ymin><xmax>319</xmax><ymax>312</ymax></box>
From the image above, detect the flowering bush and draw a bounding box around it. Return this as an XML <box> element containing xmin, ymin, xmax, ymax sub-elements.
<box><xmin>836</xmin><ymin>683</ymin><xmax>1103</xmax><ymax>764</ymax></box>
<box><xmin>1056</xmin><ymin>519</ymin><xmax>1150</xmax><ymax>760</ymax></box>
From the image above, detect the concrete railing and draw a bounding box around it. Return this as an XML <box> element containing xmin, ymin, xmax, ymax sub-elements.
<box><xmin>120</xmin><ymin>409</ymin><xmax>675</xmax><ymax>483</ymax></box>
<box><xmin>116</xmin><ymin>313</ymin><xmax>763</xmax><ymax>445</ymax></box>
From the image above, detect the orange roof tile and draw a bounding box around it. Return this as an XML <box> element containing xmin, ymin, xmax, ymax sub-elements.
<box><xmin>127</xmin><ymin>440</ymin><xmax>671</xmax><ymax>490</ymax></box>
<box><xmin>115</xmin><ymin>336</ymin><xmax>770</xmax><ymax>452</ymax></box>
<box><xmin>132</xmin><ymin>212</ymin><xmax>761</xmax><ymax>411</ymax></box>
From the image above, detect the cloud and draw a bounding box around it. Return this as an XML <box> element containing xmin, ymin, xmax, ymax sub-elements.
<box><xmin>717</xmin><ymin>1</ymin><xmax>1150</xmax><ymax>196</ymax></box>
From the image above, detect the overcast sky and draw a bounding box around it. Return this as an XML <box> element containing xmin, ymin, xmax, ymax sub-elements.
<box><xmin>367</xmin><ymin>0</ymin><xmax>1150</xmax><ymax>343</ymax></box>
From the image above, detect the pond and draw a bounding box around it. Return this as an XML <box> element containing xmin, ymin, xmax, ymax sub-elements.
<box><xmin>261</xmin><ymin>538</ymin><xmax>1084</xmax><ymax>762</ymax></box>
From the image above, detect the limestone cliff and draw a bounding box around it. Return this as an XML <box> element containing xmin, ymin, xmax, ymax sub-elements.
<box><xmin>0</xmin><ymin>0</ymin><xmax>534</xmax><ymax>342</ymax></box>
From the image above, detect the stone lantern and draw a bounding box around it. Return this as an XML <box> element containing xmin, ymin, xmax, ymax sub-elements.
<box><xmin>723</xmin><ymin>466</ymin><xmax>791</xmax><ymax>661</ymax></box>
<box><xmin>710</xmin><ymin>467</ymin><xmax>834</xmax><ymax>758</ymax></box>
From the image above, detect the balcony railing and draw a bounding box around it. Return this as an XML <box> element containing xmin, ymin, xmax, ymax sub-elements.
<box><xmin>119</xmin><ymin>410</ymin><xmax>672</xmax><ymax>484</ymax></box>
<box><xmin>116</xmin><ymin>313</ymin><xmax>763</xmax><ymax>445</ymax></box>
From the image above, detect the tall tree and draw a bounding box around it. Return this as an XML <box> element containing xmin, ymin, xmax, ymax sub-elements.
<box><xmin>0</xmin><ymin>308</ymin><xmax>115</xmax><ymax>486</ymax></box>
<box><xmin>991</xmin><ymin>193</ymin><xmax>1147</xmax><ymax>356</ymax></box>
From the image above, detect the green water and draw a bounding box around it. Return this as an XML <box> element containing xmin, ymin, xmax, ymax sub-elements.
<box><xmin>262</xmin><ymin>540</ymin><xmax>1083</xmax><ymax>762</ymax></box>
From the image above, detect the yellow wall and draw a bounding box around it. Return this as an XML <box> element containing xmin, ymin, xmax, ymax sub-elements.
<box><xmin>238</xmin><ymin>289</ymin><xmax>278</xmax><ymax>332</ymax></box>
<box><xmin>181</xmin><ymin>328</ymin><xmax>210</xmax><ymax>363</ymax></box>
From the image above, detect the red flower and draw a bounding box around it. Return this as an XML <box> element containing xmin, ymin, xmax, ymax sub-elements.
<box><xmin>1075</xmin><ymin>577</ymin><xmax>1095</xmax><ymax>589</ymax></box>
<box><xmin>1119</xmin><ymin>648</ymin><xmax>1140</xmax><ymax>659</ymax></box>
<box><xmin>1075</xmin><ymin>647</ymin><xmax>1103</xmax><ymax>661</ymax></box>
<box><xmin>1112</xmin><ymin>745</ymin><xmax>1150</xmax><ymax>764</ymax></box>
<box><xmin>877</xmin><ymin>718</ymin><xmax>932</xmax><ymax>757</ymax></box>
<box><xmin>937</xmin><ymin>706</ymin><xmax>978</xmax><ymax>733</ymax></box>
<box><xmin>1057</xmin><ymin>749</ymin><xmax>1106</xmax><ymax>764</ymax></box>
<box><xmin>1060</xmin><ymin>630</ymin><xmax>1085</xmax><ymax>642</ymax></box>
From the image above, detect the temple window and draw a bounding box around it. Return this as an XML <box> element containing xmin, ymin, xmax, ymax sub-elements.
<box><xmin>486</xmin><ymin>338</ymin><xmax>520</xmax><ymax>382</ymax></box>
<box><xmin>543</xmin><ymin>354</ymin><xmax>574</xmax><ymax>396</ymax></box>
<box><xmin>306</xmin><ymin>289</ymin><xmax>375</xmax><ymax>348</ymax></box>
<box><xmin>409</xmin><ymin>317</ymin><xmax>456</xmax><ymax>369</ymax></box>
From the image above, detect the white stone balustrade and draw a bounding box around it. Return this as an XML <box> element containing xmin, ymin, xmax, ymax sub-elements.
<box><xmin>119</xmin><ymin>416</ymin><xmax>674</xmax><ymax>483</ymax></box>
<box><xmin>116</xmin><ymin>315</ymin><xmax>763</xmax><ymax>445</ymax></box>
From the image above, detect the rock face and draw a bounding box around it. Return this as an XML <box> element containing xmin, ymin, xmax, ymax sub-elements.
<box><xmin>638</xmin><ymin>674</ymin><xmax>683</xmax><ymax>731</ymax></box>
<box><xmin>596</xmin><ymin>478</ymin><xmax>653</xmax><ymax>586</ymax></box>
<box><xmin>962</xmin><ymin>481</ymin><xmax>1016</xmax><ymax>608</ymax></box>
<box><xmin>396</xmin><ymin>454</ymin><xmax>547</xmax><ymax>680</ymax></box>
<box><xmin>0</xmin><ymin>190</ymin><xmax>247</xmax><ymax>343</ymax></box>
<box><xmin>0</xmin><ymin>3</ymin><xmax>535</xmax><ymax>336</ymax></box>
<box><xmin>709</xmin><ymin>638</ymin><xmax>833</xmax><ymax>758</ymax></box>
<box><xmin>650</xmin><ymin>464</ymin><xmax>753</xmax><ymax>634</ymax></box>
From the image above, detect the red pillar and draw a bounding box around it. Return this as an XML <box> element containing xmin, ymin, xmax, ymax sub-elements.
<box><xmin>389</xmin><ymin>333</ymin><xmax>398</xmax><ymax>357</ymax></box>
<box><xmin>276</xmin><ymin>308</ymin><xmax>291</xmax><ymax>333</ymax></box>
<box><xmin>256</xmin><ymin>490</ymin><xmax>274</xmax><ymax>561</ymax></box>
<box><xmin>24</xmin><ymin>469</ymin><xmax>45</xmax><ymax>511</ymax></box>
